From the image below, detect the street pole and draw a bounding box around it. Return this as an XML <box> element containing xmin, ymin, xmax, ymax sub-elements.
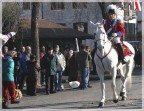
<box><xmin>75</xmin><ymin>38</ymin><xmax>79</xmax><ymax>52</ymax></box>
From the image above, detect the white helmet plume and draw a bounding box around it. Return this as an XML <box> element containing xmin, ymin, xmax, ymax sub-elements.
<box><xmin>106</xmin><ymin>4</ymin><xmax>117</xmax><ymax>14</ymax></box>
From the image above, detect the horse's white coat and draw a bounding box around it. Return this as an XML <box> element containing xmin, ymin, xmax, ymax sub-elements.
<box><xmin>93</xmin><ymin>22</ymin><xmax>135</xmax><ymax>106</ymax></box>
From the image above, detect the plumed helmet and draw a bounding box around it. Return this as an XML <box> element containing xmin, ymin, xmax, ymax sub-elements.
<box><xmin>106</xmin><ymin>4</ymin><xmax>117</xmax><ymax>15</ymax></box>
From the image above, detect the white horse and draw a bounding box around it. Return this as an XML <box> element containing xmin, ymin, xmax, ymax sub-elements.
<box><xmin>91</xmin><ymin>21</ymin><xmax>135</xmax><ymax>107</ymax></box>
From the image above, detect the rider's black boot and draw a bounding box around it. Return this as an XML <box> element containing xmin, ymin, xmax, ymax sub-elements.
<box><xmin>116</xmin><ymin>43</ymin><xmax>126</xmax><ymax>64</ymax></box>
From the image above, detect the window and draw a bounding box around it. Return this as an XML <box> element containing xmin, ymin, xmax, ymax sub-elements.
<box><xmin>23</xmin><ymin>2</ymin><xmax>30</xmax><ymax>10</ymax></box>
<box><xmin>73</xmin><ymin>2</ymin><xmax>87</xmax><ymax>9</ymax></box>
<box><xmin>51</xmin><ymin>2</ymin><xmax>65</xmax><ymax>10</ymax></box>
<box><xmin>73</xmin><ymin>22</ymin><xmax>88</xmax><ymax>33</ymax></box>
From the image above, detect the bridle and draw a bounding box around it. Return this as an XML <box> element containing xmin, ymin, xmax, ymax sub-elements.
<box><xmin>95</xmin><ymin>26</ymin><xmax>113</xmax><ymax>71</ymax></box>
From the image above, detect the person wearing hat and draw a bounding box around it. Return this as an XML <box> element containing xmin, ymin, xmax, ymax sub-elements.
<box><xmin>2</xmin><ymin>51</ymin><xmax>20</xmax><ymax>109</ymax></box>
<box><xmin>104</xmin><ymin>4</ymin><xmax>126</xmax><ymax>64</ymax></box>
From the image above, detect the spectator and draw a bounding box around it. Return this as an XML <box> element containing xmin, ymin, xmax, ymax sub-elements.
<box><xmin>2</xmin><ymin>51</ymin><xmax>20</xmax><ymax>109</ymax></box>
<box><xmin>18</xmin><ymin>46</ymin><xmax>32</xmax><ymax>95</ymax></box>
<box><xmin>27</xmin><ymin>54</ymin><xmax>41</xmax><ymax>96</ymax></box>
<box><xmin>66</xmin><ymin>49</ymin><xmax>78</xmax><ymax>82</ymax></box>
<box><xmin>13</xmin><ymin>52</ymin><xmax>21</xmax><ymax>88</ymax></box>
<box><xmin>2</xmin><ymin>46</ymin><xmax>8</xmax><ymax>56</ymax></box>
<box><xmin>12</xmin><ymin>47</ymin><xmax>17</xmax><ymax>51</ymax></box>
<box><xmin>63</xmin><ymin>47</ymin><xmax>70</xmax><ymax>76</ymax></box>
<box><xmin>76</xmin><ymin>44</ymin><xmax>92</xmax><ymax>90</ymax></box>
<box><xmin>85</xmin><ymin>46</ymin><xmax>93</xmax><ymax>88</ymax></box>
<box><xmin>40</xmin><ymin>46</ymin><xmax>46</xmax><ymax>58</ymax></box>
<box><xmin>42</xmin><ymin>47</ymin><xmax>58</xmax><ymax>94</ymax></box>
<box><xmin>20</xmin><ymin>46</ymin><xmax>25</xmax><ymax>53</ymax></box>
<box><xmin>40</xmin><ymin>46</ymin><xmax>46</xmax><ymax>85</ymax></box>
<box><xmin>54</xmin><ymin>45</ymin><xmax>66</xmax><ymax>91</ymax></box>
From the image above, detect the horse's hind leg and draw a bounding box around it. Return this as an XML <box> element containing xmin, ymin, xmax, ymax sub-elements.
<box><xmin>111</xmin><ymin>67</ymin><xmax>119</xmax><ymax>103</ymax></box>
<box><xmin>119</xmin><ymin>56</ymin><xmax>134</xmax><ymax>100</ymax></box>
<box><xmin>119</xmin><ymin>67</ymin><xmax>127</xmax><ymax>100</ymax></box>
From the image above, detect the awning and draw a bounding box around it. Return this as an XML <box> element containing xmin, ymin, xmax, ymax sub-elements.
<box><xmin>19</xmin><ymin>18</ymin><xmax>94</xmax><ymax>40</ymax></box>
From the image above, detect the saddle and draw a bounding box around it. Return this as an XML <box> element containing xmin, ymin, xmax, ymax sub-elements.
<box><xmin>113</xmin><ymin>42</ymin><xmax>134</xmax><ymax>57</ymax></box>
<box><xmin>122</xmin><ymin>43</ymin><xmax>134</xmax><ymax>57</ymax></box>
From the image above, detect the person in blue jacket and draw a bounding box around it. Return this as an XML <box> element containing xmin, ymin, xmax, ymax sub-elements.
<box><xmin>2</xmin><ymin>51</ymin><xmax>20</xmax><ymax>109</ymax></box>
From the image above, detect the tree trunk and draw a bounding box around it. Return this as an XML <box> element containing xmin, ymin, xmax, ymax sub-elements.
<box><xmin>31</xmin><ymin>2</ymin><xmax>41</xmax><ymax>86</ymax></box>
<box><xmin>98</xmin><ymin>2</ymin><xmax>108</xmax><ymax>19</ymax></box>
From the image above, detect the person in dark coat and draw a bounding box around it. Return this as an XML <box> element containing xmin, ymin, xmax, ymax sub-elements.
<box><xmin>66</xmin><ymin>49</ymin><xmax>78</xmax><ymax>82</ymax></box>
<box><xmin>27</xmin><ymin>54</ymin><xmax>41</xmax><ymax>96</ymax></box>
<box><xmin>76</xmin><ymin>44</ymin><xmax>92</xmax><ymax>89</ymax></box>
<box><xmin>42</xmin><ymin>47</ymin><xmax>58</xmax><ymax>94</ymax></box>
<box><xmin>13</xmin><ymin>52</ymin><xmax>21</xmax><ymax>88</ymax></box>
<box><xmin>40</xmin><ymin>46</ymin><xmax>46</xmax><ymax>85</ymax></box>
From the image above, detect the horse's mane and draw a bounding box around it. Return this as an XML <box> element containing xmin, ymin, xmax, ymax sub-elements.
<box><xmin>96</xmin><ymin>23</ymin><xmax>106</xmax><ymax>34</ymax></box>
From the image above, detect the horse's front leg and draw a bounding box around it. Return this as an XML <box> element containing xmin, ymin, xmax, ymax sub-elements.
<box><xmin>111</xmin><ymin>67</ymin><xmax>119</xmax><ymax>103</ymax></box>
<box><xmin>97</xmin><ymin>69</ymin><xmax>105</xmax><ymax>107</ymax></box>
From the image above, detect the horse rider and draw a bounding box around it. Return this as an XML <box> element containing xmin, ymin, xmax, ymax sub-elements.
<box><xmin>104</xmin><ymin>4</ymin><xmax>126</xmax><ymax>64</ymax></box>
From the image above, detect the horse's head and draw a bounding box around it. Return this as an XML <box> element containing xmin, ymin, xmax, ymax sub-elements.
<box><xmin>91</xmin><ymin>20</ymin><xmax>107</xmax><ymax>50</ymax></box>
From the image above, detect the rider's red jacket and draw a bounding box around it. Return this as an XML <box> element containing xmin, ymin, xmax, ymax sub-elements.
<box><xmin>104</xmin><ymin>19</ymin><xmax>125</xmax><ymax>41</ymax></box>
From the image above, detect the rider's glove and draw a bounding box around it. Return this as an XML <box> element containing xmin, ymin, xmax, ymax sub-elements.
<box><xmin>112</xmin><ymin>33</ymin><xmax>117</xmax><ymax>37</ymax></box>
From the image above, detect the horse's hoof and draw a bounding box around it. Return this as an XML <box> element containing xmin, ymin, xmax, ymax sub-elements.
<box><xmin>98</xmin><ymin>102</ymin><xmax>104</xmax><ymax>108</ymax></box>
<box><xmin>113</xmin><ymin>99</ymin><xmax>119</xmax><ymax>103</ymax></box>
<box><xmin>120</xmin><ymin>92</ymin><xmax>125</xmax><ymax>97</ymax></box>
<box><xmin>122</xmin><ymin>96</ymin><xmax>126</xmax><ymax>101</ymax></box>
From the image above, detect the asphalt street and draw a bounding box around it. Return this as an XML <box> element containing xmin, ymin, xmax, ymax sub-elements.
<box><xmin>7</xmin><ymin>68</ymin><xmax>143</xmax><ymax>110</ymax></box>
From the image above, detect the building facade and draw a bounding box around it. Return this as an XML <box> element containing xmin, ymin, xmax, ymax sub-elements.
<box><xmin>19</xmin><ymin>2</ymin><xmax>142</xmax><ymax>49</ymax></box>
<box><xmin>20</xmin><ymin>2</ymin><xmax>103</xmax><ymax>49</ymax></box>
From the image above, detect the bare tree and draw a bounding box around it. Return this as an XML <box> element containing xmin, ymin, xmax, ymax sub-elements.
<box><xmin>31</xmin><ymin>2</ymin><xmax>41</xmax><ymax>86</ymax></box>
<box><xmin>31</xmin><ymin>2</ymin><xmax>40</xmax><ymax>61</ymax></box>
<box><xmin>98</xmin><ymin>2</ymin><xmax>108</xmax><ymax>19</ymax></box>
<box><xmin>2</xmin><ymin>2</ymin><xmax>23</xmax><ymax>50</ymax></box>
<box><xmin>2</xmin><ymin>2</ymin><xmax>22</xmax><ymax>34</ymax></box>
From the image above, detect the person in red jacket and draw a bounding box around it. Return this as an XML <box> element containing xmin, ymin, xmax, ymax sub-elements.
<box><xmin>104</xmin><ymin>4</ymin><xmax>126</xmax><ymax>64</ymax></box>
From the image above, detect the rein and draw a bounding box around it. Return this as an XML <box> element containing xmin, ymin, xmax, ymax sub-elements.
<box><xmin>96</xmin><ymin>44</ymin><xmax>112</xmax><ymax>71</ymax></box>
<box><xmin>95</xmin><ymin>37</ymin><xmax>113</xmax><ymax>71</ymax></box>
